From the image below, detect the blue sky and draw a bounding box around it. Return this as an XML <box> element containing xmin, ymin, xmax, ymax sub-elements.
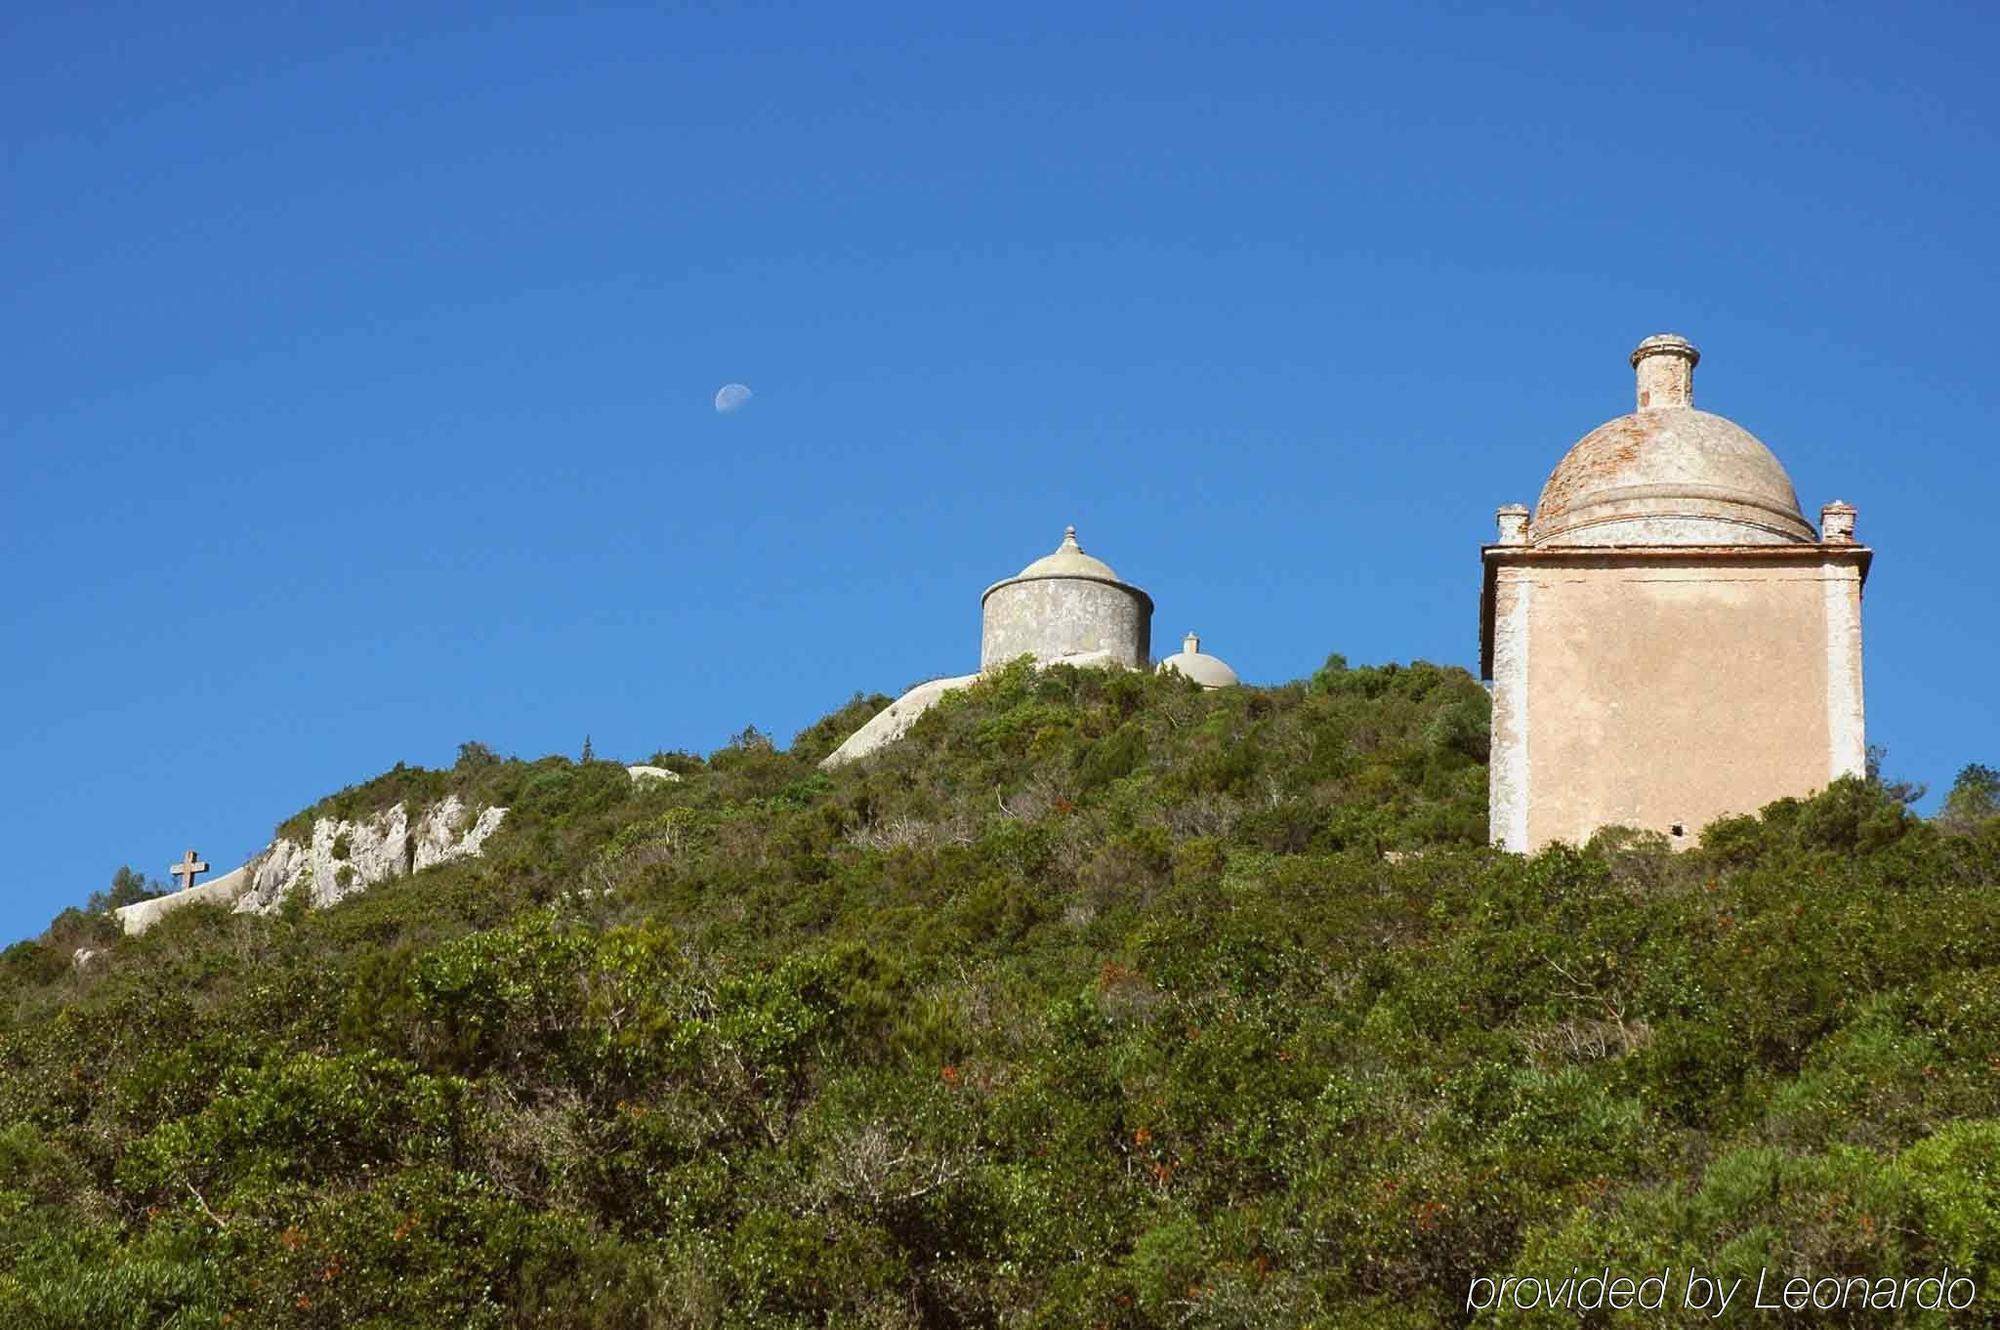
<box><xmin>3</xmin><ymin>3</ymin><xmax>1995</xmax><ymax>941</ymax></box>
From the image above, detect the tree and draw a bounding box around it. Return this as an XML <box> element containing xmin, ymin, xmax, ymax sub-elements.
<box><xmin>455</xmin><ymin>741</ymin><xmax>500</xmax><ymax>771</ymax></box>
<box><xmin>1865</xmin><ymin>743</ymin><xmax>1927</xmax><ymax>805</ymax></box>
<box><xmin>1938</xmin><ymin>763</ymin><xmax>2000</xmax><ymax>833</ymax></box>
<box><xmin>86</xmin><ymin>865</ymin><xmax>163</xmax><ymax>913</ymax></box>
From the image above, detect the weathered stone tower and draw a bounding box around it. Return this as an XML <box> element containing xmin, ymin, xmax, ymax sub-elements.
<box><xmin>1481</xmin><ymin>335</ymin><xmax>1871</xmax><ymax>851</ymax></box>
<box><xmin>981</xmin><ymin>526</ymin><xmax>1153</xmax><ymax>672</ymax></box>
<box><xmin>823</xmin><ymin>525</ymin><xmax>1157</xmax><ymax>767</ymax></box>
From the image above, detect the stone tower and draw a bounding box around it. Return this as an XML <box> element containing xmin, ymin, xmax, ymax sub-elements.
<box><xmin>823</xmin><ymin>525</ymin><xmax>1155</xmax><ymax>768</ymax></box>
<box><xmin>1480</xmin><ymin>335</ymin><xmax>1871</xmax><ymax>851</ymax></box>
<box><xmin>981</xmin><ymin>526</ymin><xmax>1153</xmax><ymax>671</ymax></box>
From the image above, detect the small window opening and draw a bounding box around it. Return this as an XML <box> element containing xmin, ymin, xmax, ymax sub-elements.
<box><xmin>1669</xmin><ymin>822</ymin><xmax>1686</xmax><ymax>839</ymax></box>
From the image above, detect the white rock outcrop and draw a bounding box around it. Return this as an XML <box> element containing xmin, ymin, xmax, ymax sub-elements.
<box><xmin>234</xmin><ymin>795</ymin><xmax>507</xmax><ymax>913</ymax></box>
<box><xmin>115</xmin><ymin>796</ymin><xmax>507</xmax><ymax>935</ymax></box>
<box><xmin>820</xmin><ymin>651</ymin><xmax>1137</xmax><ymax>769</ymax></box>
<box><xmin>821</xmin><ymin>673</ymin><xmax>982</xmax><ymax>768</ymax></box>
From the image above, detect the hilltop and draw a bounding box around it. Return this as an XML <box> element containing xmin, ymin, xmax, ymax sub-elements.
<box><xmin>1</xmin><ymin>656</ymin><xmax>1996</xmax><ymax>1327</ymax></box>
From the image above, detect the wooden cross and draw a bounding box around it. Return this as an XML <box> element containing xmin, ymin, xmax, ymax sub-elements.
<box><xmin>170</xmin><ymin>849</ymin><xmax>208</xmax><ymax>892</ymax></box>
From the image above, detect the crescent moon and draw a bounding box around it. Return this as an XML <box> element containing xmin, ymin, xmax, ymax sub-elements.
<box><xmin>714</xmin><ymin>383</ymin><xmax>752</xmax><ymax>414</ymax></box>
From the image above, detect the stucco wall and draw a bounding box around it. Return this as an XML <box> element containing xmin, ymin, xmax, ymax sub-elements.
<box><xmin>980</xmin><ymin>578</ymin><xmax>1150</xmax><ymax>672</ymax></box>
<box><xmin>1490</xmin><ymin>552</ymin><xmax>1865</xmax><ymax>850</ymax></box>
<box><xmin>1822</xmin><ymin>564</ymin><xmax>1867</xmax><ymax>784</ymax></box>
<box><xmin>1487</xmin><ymin>567</ymin><xmax>1532</xmax><ymax>851</ymax></box>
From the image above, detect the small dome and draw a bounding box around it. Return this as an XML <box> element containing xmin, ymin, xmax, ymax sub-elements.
<box><xmin>1015</xmin><ymin>526</ymin><xmax>1122</xmax><ymax>581</ymax></box>
<box><xmin>1530</xmin><ymin>336</ymin><xmax>1816</xmax><ymax>547</ymax></box>
<box><xmin>1156</xmin><ymin>632</ymin><xmax>1239</xmax><ymax>689</ymax></box>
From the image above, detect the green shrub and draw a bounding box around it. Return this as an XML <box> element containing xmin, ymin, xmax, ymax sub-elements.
<box><xmin>3</xmin><ymin>659</ymin><xmax>1993</xmax><ymax>1325</ymax></box>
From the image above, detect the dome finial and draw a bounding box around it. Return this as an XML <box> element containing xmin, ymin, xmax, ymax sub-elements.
<box><xmin>1008</xmin><ymin>526</ymin><xmax>1123</xmax><ymax>582</ymax></box>
<box><xmin>1631</xmin><ymin>333</ymin><xmax>1699</xmax><ymax>410</ymax></box>
<box><xmin>1184</xmin><ymin>631</ymin><xmax>1200</xmax><ymax>653</ymax></box>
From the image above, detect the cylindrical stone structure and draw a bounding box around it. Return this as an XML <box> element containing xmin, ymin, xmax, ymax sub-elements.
<box><xmin>980</xmin><ymin>526</ymin><xmax>1153</xmax><ymax>672</ymax></box>
<box><xmin>1631</xmin><ymin>332</ymin><xmax>1698</xmax><ymax>410</ymax></box>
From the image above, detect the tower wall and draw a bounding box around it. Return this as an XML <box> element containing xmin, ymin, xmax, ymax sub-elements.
<box><xmin>1486</xmin><ymin>548</ymin><xmax>1867</xmax><ymax>850</ymax></box>
<box><xmin>980</xmin><ymin>577</ymin><xmax>1151</xmax><ymax>672</ymax></box>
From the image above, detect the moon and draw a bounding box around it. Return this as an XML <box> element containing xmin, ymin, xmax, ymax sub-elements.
<box><xmin>714</xmin><ymin>383</ymin><xmax>752</xmax><ymax>414</ymax></box>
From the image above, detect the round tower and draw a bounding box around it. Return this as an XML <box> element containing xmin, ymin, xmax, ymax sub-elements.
<box><xmin>980</xmin><ymin>526</ymin><xmax>1152</xmax><ymax>672</ymax></box>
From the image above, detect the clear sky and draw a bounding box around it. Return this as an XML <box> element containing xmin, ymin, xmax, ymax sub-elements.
<box><xmin>4</xmin><ymin>3</ymin><xmax>1995</xmax><ymax>942</ymax></box>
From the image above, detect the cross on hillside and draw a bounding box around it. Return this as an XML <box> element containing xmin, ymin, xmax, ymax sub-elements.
<box><xmin>169</xmin><ymin>849</ymin><xmax>208</xmax><ymax>893</ymax></box>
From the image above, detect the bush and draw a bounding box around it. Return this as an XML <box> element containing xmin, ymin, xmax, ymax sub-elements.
<box><xmin>2</xmin><ymin>659</ymin><xmax>1993</xmax><ymax>1325</ymax></box>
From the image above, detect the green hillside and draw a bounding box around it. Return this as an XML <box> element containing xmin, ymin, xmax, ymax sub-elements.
<box><xmin>3</xmin><ymin>657</ymin><xmax>1996</xmax><ymax>1328</ymax></box>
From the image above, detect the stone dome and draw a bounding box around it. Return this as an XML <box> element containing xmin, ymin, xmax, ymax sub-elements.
<box><xmin>1012</xmin><ymin>526</ymin><xmax>1123</xmax><ymax>582</ymax></box>
<box><xmin>1156</xmin><ymin>633</ymin><xmax>1238</xmax><ymax>689</ymax></box>
<box><xmin>1529</xmin><ymin>335</ymin><xmax>1817</xmax><ymax>547</ymax></box>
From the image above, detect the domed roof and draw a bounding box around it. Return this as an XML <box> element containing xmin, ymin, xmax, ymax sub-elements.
<box><xmin>1530</xmin><ymin>335</ymin><xmax>1816</xmax><ymax>547</ymax></box>
<box><xmin>1014</xmin><ymin>526</ymin><xmax>1123</xmax><ymax>582</ymax></box>
<box><xmin>1156</xmin><ymin>632</ymin><xmax>1239</xmax><ymax>689</ymax></box>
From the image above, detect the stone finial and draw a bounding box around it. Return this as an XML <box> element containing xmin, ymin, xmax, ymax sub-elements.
<box><xmin>1631</xmin><ymin>333</ymin><xmax>1699</xmax><ymax>411</ymax></box>
<box><xmin>1061</xmin><ymin>525</ymin><xmax>1080</xmax><ymax>549</ymax></box>
<box><xmin>1495</xmin><ymin>504</ymin><xmax>1531</xmax><ymax>546</ymax></box>
<box><xmin>1821</xmin><ymin>500</ymin><xmax>1858</xmax><ymax>544</ymax></box>
<box><xmin>1184</xmin><ymin>632</ymin><xmax>1200</xmax><ymax>653</ymax></box>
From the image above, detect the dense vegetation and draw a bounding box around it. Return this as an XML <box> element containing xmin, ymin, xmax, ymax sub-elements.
<box><xmin>2</xmin><ymin>657</ymin><xmax>1995</xmax><ymax>1327</ymax></box>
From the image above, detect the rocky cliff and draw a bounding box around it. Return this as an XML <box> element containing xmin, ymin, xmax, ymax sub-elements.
<box><xmin>232</xmin><ymin>794</ymin><xmax>507</xmax><ymax>913</ymax></box>
<box><xmin>116</xmin><ymin>795</ymin><xmax>506</xmax><ymax>934</ymax></box>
